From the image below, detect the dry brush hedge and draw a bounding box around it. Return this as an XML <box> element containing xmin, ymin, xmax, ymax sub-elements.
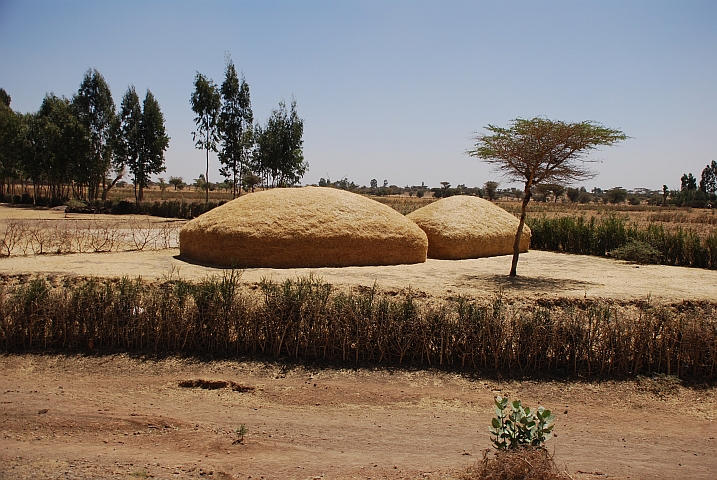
<box><xmin>1</xmin><ymin>273</ymin><xmax>716</xmax><ymax>378</ymax></box>
<box><xmin>0</xmin><ymin>219</ymin><xmax>181</xmax><ymax>256</ymax></box>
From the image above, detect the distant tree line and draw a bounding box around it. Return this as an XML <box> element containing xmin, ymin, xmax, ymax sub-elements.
<box><xmin>190</xmin><ymin>55</ymin><xmax>307</xmax><ymax>202</ymax></box>
<box><xmin>667</xmin><ymin>162</ymin><xmax>717</xmax><ymax>207</ymax></box>
<box><xmin>0</xmin><ymin>70</ymin><xmax>169</xmax><ymax>205</ymax></box>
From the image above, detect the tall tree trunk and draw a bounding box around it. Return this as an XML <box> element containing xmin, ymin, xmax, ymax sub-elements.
<box><xmin>102</xmin><ymin>174</ymin><xmax>123</xmax><ymax>202</ymax></box>
<box><xmin>233</xmin><ymin>160</ymin><xmax>239</xmax><ymax>198</ymax></box>
<box><xmin>205</xmin><ymin>147</ymin><xmax>209</xmax><ymax>204</ymax></box>
<box><xmin>101</xmin><ymin>176</ymin><xmax>107</xmax><ymax>201</ymax></box>
<box><xmin>510</xmin><ymin>181</ymin><xmax>533</xmax><ymax>277</ymax></box>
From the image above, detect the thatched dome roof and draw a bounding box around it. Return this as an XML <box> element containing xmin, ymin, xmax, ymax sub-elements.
<box><xmin>406</xmin><ymin>195</ymin><xmax>530</xmax><ymax>259</ymax></box>
<box><xmin>179</xmin><ymin>187</ymin><xmax>428</xmax><ymax>268</ymax></box>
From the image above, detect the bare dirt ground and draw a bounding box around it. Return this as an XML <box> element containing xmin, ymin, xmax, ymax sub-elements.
<box><xmin>2</xmin><ymin>355</ymin><xmax>716</xmax><ymax>480</ymax></box>
<box><xmin>2</xmin><ymin>205</ymin><xmax>717</xmax><ymax>479</ymax></box>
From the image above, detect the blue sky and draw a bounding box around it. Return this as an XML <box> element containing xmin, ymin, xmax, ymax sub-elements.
<box><xmin>1</xmin><ymin>0</ymin><xmax>715</xmax><ymax>191</ymax></box>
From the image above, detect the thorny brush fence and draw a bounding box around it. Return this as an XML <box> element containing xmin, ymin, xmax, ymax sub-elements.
<box><xmin>0</xmin><ymin>219</ymin><xmax>182</xmax><ymax>256</ymax></box>
<box><xmin>1</xmin><ymin>273</ymin><xmax>716</xmax><ymax>379</ymax></box>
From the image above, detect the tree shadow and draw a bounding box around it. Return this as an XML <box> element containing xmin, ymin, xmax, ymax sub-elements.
<box><xmin>461</xmin><ymin>274</ymin><xmax>597</xmax><ymax>292</ymax></box>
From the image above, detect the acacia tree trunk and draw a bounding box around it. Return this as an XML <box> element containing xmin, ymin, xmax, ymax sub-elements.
<box><xmin>510</xmin><ymin>180</ymin><xmax>533</xmax><ymax>277</ymax></box>
<box><xmin>205</xmin><ymin>148</ymin><xmax>209</xmax><ymax>204</ymax></box>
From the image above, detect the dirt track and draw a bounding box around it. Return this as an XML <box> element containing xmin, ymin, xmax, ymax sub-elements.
<box><xmin>2</xmin><ymin>355</ymin><xmax>716</xmax><ymax>480</ymax></box>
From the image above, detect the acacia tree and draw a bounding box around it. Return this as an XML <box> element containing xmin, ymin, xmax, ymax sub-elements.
<box><xmin>190</xmin><ymin>72</ymin><xmax>221</xmax><ymax>203</ymax></box>
<box><xmin>468</xmin><ymin>117</ymin><xmax>627</xmax><ymax>276</ymax></box>
<box><xmin>73</xmin><ymin>69</ymin><xmax>119</xmax><ymax>200</ymax></box>
<box><xmin>219</xmin><ymin>57</ymin><xmax>254</xmax><ymax>198</ymax></box>
<box><xmin>484</xmin><ymin>181</ymin><xmax>498</xmax><ymax>200</ymax></box>
<box><xmin>169</xmin><ymin>176</ymin><xmax>184</xmax><ymax>190</ymax></box>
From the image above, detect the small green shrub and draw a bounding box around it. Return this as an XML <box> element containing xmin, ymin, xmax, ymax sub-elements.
<box><xmin>637</xmin><ymin>374</ymin><xmax>682</xmax><ymax>398</ymax></box>
<box><xmin>233</xmin><ymin>424</ymin><xmax>247</xmax><ymax>444</ymax></box>
<box><xmin>609</xmin><ymin>240</ymin><xmax>664</xmax><ymax>264</ymax></box>
<box><xmin>64</xmin><ymin>199</ymin><xmax>86</xmax><ymax>209</ymax></box>
<box><xmin>490</xmin><ymin>396</ymin><xmax>554</xmax><ymax>451</ymax></box>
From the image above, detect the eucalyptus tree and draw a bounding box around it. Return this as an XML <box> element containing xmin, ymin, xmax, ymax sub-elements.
<box><xmin>219</xmin><ymin>57</ymin><xmax>253</xmax><ymax>198</ymax></box>
<box><xmin>137</xmin><ymin>90</ymin><xmax>169</xmax><ymax>202</ymax></box>
<box><xmin>72</xmin><ymin>69</ymin><xmax>119</xmax><ymax>200</ymax></box>
<box><xmin>0</xmin><ymin>88</ymin><xmax>10</xmax><ymax>108</ymax></box>
<box><xmin>190</xmin><ymin>72</ymin><xmax>221</xmax><ymax>203</ymax></box>
<box><xmin>117</xmin><ymin>86</ymin><xmax>142</xmax><ymax>201</ymax></box>
<box><xmin>699</xmin><ymin>161</ymin><xmax>717</xmax><ymax>195</ymax></box>
<box><xmin>0</xmin><ymin>89</ymin><xmax>23</xmax><ymax>194</ymax></box>
<box><xmin>254</xmin><ymin>98</ymin><xmax>306</xmax><ymax>187</ymax></box>
<box><xmin>681</xmin><ymin>173</ymin><xmax>697</xmax><ymax>191</ymax></box>
<box><xmin>468</xmin><ymin>117</ymin><xmax>627</xmax><ymax>276</ymax></box>
<box><xmin>25</xmin><ymin>94</ymin><xmax>90</xmax><ymax>200</ymax></box>
<box><xmin>117</xmin><ymin>87</ymin><xmax>169</xmax><ymax>203</ymax></box>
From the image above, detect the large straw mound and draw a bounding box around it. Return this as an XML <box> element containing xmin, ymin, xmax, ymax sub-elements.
<box><xmin>406</xmin><ymin>195</ymin><xmax>530</xmax><ymax>259</ymax></box>
<box><xmin>179</xmin><ymin>187</ymin><xmax>428</xmax><ymax>268</ymax></box>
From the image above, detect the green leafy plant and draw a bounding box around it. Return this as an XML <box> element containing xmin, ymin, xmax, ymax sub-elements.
<box><xmin>609</xmin><ymin>240</ymin><xmax>663</xmax><ymax>264</ymax></box>
<box><xmin>490</xmin><ymin>396</ymin><xmax>555</xmax><ymax>450</ymax></box>
<box><xmin>233</xmin><ymin>424</ymin><xmax>247</xmax><ymax>444</ymax></box>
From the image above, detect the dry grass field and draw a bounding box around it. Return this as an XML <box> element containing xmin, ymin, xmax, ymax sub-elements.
<box><xmin>1</xmin><ymin>199</ymin><xmax>717</xmax><ymax>479</ymax></box>
<box><xmin>497</xmin><ymin>200</ymin><xmax>717</xmax><ymax>237</ymax></box>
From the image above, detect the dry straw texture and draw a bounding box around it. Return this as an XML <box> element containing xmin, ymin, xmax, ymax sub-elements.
<box><xmin>4</xmin><ymin>274</ymin><xmax>717</xmax><ymax>379</ymax></box>
<box><xmin>179</xmin><ymin>187</ymin><xmax>428</xmax><ymax>268</ymax></box>
<box><xmin>407</xmin><ymin>196</ymin><xmax>530</xmax><ymax>259</ymax></box>
<box><xmin>462</xmin><ymin>448</ymin><xmax>570</xmax><ymax>480</ymax></box>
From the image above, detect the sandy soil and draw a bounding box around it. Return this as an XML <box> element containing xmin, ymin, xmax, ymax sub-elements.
<box><xmin>2</xmin><ymin>248</ymin><xmax>717</xmax><ymax>303</ymax></box>
<box><xmin>2</xmin><ymin>205</ymin><xmax>717</xmax><ymax>479</ymax></box>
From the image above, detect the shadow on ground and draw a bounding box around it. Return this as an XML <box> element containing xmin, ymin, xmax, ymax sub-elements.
<box><xmin>460</xmin><ymin>274</ymin><xmax>598</xmax><ymax>293</ymax></box>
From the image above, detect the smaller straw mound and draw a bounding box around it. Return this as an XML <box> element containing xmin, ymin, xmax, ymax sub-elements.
<box><xmin>179</xmin><ymin>187</ymin><xmax>428</xmax><ymax>268</ymax></box>
<box><xmin>407</xmin><ymin>195</ymin><xmax>530</xmax><ymax>259</ymax></box>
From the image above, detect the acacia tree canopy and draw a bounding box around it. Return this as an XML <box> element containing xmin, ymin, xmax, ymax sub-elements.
<box><xmin>468</xmin><ymin>117</ymin><xmax>627</xmax><ymax>276</ymax></box>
